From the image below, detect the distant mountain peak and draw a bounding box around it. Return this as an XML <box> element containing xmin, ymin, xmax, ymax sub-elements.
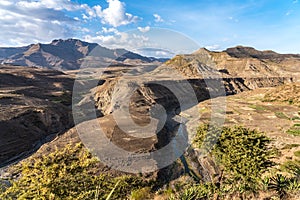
<box><xmin>49</xmin><ymin>38</ymin><xmax>96</xmax><ymax>48</ymax></box>
<box><xmin>224</xmin><ymin>46</ymin><xmax>283</xmax><ymax>59</ymax></box>
<box><xmin>0</xmin><ymin>39</ymin><xmax>164</xmax><ymax>70</ymax></box>
<box><xmin>50</xmin><ymin>39</ymin><xmax>63</xmax><ymax>44</ymax></box>
<box><xmin>192</xmin><ymin>47</ymin><xmax>210</xmax><ymax>55</ymax></box>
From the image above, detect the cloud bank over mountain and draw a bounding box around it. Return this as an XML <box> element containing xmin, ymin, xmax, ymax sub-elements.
<box><xmin>0</xmin><ymin>0</ymin><xmax>139</xmax><ymax>47</ymax></box>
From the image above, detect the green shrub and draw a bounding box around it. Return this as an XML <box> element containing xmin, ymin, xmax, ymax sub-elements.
<box><xmin>130</xmin><ymin>187</ymin><xmax>152</xmax><ymax>200</ymax></box>
<box><xmin>267</xmin><ymin>174</ymin><xmax>290</xmax><ymax>199</ymax></box>
<box><xmin>249</xmin><ymin>104</ymin><xmax>267</xmax><ymax>111</ymax></box>
<box><xmin>280</xmin><ymin>160</ymin><xmax>300</xmax><ymax>177</ymax></box>
<box><xmin>294</xmin><ymin>151</ymin><xmax>300</xmax><ymax>158</ymax></box>
<box><xmin>286</xmin><ymin>126</ymin><xmax>300</xmax><ymax>136</ymax></box>
<box><xmin>169</xmin><ymin>183</ymin><xmax>216</xmax><ymax>200</ymax></box>
<box><xmin>267</xmin><ymin>174</ymin><xmax>300</xmax><ymax>199</ymax></box>
<box><xmin>194</xmin><ymin>125</ymin><xmax>274</xmax><ymax>194</ymax></box>
<box><xmin>287</xmin><ymin>129</ymin><xmax>300</xmax><ymax>136</ymax></box>
<box><xmin>281</xmin><ymin>144</ymin><xmax>300</xmax><ymax>150</ymax></box>
<box><xmin>0</xmin><ymin>143</ymin><xmax>150</xmax><ymax>200</ymax></box>
<box><xmin>291</xmin><ymin>116</ymin><xmax>300</xmax><ymax>121</ymax></box>
<box><xmin>50</xmin><ymin>90</ymin><xmax>72</xmax><ymax>106</ymax></box>
<box><xmin>275</xmin><ymin>112</ymin><xmax>289</xmax><ymax>119</ymax></box>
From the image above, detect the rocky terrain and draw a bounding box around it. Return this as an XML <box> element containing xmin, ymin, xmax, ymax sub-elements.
<box><xmin>0</xmin><ymin>65</ymin><xmax>74</xmax><ymax>167</ymax></box>
<box><xmin>199</xmin><ymin>83</ymin><xmax>300</xmax><ymax>150</ymax></box>
<box><xmin>166</xmin><ymin>47</ymin><xmax>300</xmax><ymax>78</ymax></box>
<box><xmin>0</xmin><ymin>45</ymin><xmax>300</xmax><ymax>199</ymax></box>
<box><xmin>1</xmin><ymin>45</ymin><xmax>300</xmax><ymax>168</ymax></box>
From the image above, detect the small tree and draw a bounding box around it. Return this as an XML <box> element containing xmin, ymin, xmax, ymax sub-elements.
<box><xmin>194</xmin><ymin>125</ymin><xmax>274</xmax><ymax>194</ymax></box>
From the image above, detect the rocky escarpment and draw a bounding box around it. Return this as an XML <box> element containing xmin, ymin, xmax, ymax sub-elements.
<box><xmin>166</xmin><ymin>47</ymin><xmax>300</xmax><ymax>78</ymax></box>
<box><xmin>0</xmin><ymin>65</ymin><xmax>74</xmax><ymax>167</ymax></box>
<box><xmin>88</xmin><ymin>47</ymin><xmax>300</xmax><ymax>181</ymax></box>
<box><xmin>94</xmin><ymin>73</ymin><xmax>297</xmax><ymax>118</ymax></box>
<box><xmin>2</xmin><ymin>45</ymin><xmax>300</xmax><ymax>183</ymax></box>
<box><xmin>92</xmin><ymin>45</ymin><xmax>300</xmax><ymax>128</ymax></box>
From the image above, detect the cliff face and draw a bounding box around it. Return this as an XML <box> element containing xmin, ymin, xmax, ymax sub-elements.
<box><xmin>0</xmin><ymin>65</ymin><xmax>74</xmax><ymax>167</ymax></box>
<box><xmin>93</xmin><ymin>46</ymin><xmax>300</xmax><ymax>119</ymax></box>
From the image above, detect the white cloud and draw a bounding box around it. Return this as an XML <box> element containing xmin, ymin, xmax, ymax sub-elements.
<box><xmin>228</xmin><ymin>16</ymin><xmax>239</xmax><ymax>22</ymax></box>
<box><xmin>0</xmin><ymin>0</ymin><xmax>141</xmax><ymax>47</ymax></box>
<box><xmin>0</xmin><ymin>0</ymin><xmax>92</xmax><ymax>46</ymax></box>
<box><xmin>205</xmin><ymin>45</ymin><xmax>221</xmax><ymax>51</ymax></box>
<box><xmin>286</xmin><ymin>10</ymin><xmax>293</xmax><ymax>16</ymax></box>
<box><xmin>85</xmin><ymin>34</ymin><xmax>116</xmax><ymax>45</ymax></box>
<box><xmin>82</xmin><ymin>14</ymin><xmax>89</xmax><ymax>20</ymax></box>
<box><xmin>136</xmin><ymin>48</ymin><xmax>175</xmax><ymax>58</ymax></box>
<box><xmin>102</xmin><ymin>27</ymin><xmax>119</xmax><ymax>34</ymax></box>
<box><xmin>16</xmin><ymin>0</ymin><xmax>83</xmax><ymax>11</ymax></box>
<box><xmin>0</xmin><ymin>0</ymin><xmax>13</xmax><ymax>6</ymax></box>
<box><xmin>84</xmin><ymin>32</ymin><xmax>129</xmax><ymax>48</ymax></box>
<box><xmin>84</xmin><ymin>31</ymin><xmax>151</xmax><ymax>51</ymax></box>
<box><xmin>138</xmin><ymin>26</ymin><xmax>150</xmax><ymax>33</ymax></box>
<box><xmin>93</xmin><ymin>5</ymin><xmax>103</xmax><ymax>17</ymax></box>
<box><xmin>155</xmin><ymin>51</ymin><xmax>169</xmax><ymax>57</ymax></box>
<box><xmin>81</xmin><ymin>28</ymin><xmax>91</xmax><ymax>33</ymax></box>
<box><xmin>153</xmin><ymin>14</ymin><xmax>164</xmax><ymax>22</ymax></box>
<box><xmin>95</xmin><ymin>0</ymin><xmax>139</xmax><ymax>27</ymax></box>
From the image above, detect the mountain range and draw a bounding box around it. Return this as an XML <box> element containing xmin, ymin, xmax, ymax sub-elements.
<box><xmin>0</xmin><ymin>39</ymin><xmax>166</xmax><ymax>70</ymax></box>
<box><xmin>1</xmin><ymin>38</ymin><xmax>300</xmax><ymax>75</ymax></box>
<box><xmin>163</xmin><ymin>46</ymin><xmax>300</xmax><ymax>79</ymax></box>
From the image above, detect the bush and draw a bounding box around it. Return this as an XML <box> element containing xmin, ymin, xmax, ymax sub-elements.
<box><xmin>280</xmin><ymin>160</ymin><xmax>300</xmax><ymax>177</ymax></box>
<box><xmin>0</xmin><ymin>143</ymin><xmax>150</xmax><ymax>200</ymax></box>
<box><xmin>287</xmin><ymin>124</ymin><xmax>300</xmax><ymax>136</ymax></box>
<box><xmin>194</xmin><ymin>125</ymin><xmax>274</xmax><ymax>194</ymax></box>
<box><xmin>267</xmin><ymin>174</ymin><xmax>300</xmax><ymax>199</ymax></box>
<box><xmin>130</xmin><ymin>187</ymin><xmax>152</xmax><ymax>200</ymax></box>
<box><xmin>169</xmin><ymin>183</ymin><xmax>216</xmax><ymax>200</ymax></box>
<box><xmin>294</xmin><ymin>151</ymin><xmax>300</xmax><ymax>158</ymax></box>
<box><xmin>275</xmin><ymin>112</ymin><xmax>289</xmax><ymax>119</ymax></box>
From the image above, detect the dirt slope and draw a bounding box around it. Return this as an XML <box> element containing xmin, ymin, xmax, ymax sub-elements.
<box><xmin>0</xmin><ymin>65</ymin><xmax>74</xmax><ymax>167</ymax></box>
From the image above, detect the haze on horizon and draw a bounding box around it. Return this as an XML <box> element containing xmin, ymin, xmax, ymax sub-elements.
<box><xmin>0</xmin><ymin>0</ymin><xmax>300</xmax><ymax>56</ymax></box>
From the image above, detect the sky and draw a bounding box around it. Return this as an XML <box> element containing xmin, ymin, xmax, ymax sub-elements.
<box><xmin>0</xmin><ymin>0</ymin><xmax>300</xmax><ymax>56</ymax></box>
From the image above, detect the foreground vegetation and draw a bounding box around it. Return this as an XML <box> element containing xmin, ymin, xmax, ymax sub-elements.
<box><xmin>263</xmin><ymin>83</ymin><xmax>300</xmax><ymax>107</ymax></box>
<box><xmin>171</xmin><ymin>125</ymin><xmax>300</xmax><ymax>199</ymax></box>
<box><xmin>0</xmin><ymin>143</ymin><xmax>153</xmax><ymax>200</ymax></box>
<box><xmin>1</xmin><ymin>125</ymin><xmax>299</xmax><ymax>199</ymax></box>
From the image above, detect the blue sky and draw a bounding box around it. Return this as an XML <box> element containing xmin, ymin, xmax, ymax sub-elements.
<box><xmin>0</xmin><ymin>0</ymin><xmax>300</xmax><ymax>55</ymax></box>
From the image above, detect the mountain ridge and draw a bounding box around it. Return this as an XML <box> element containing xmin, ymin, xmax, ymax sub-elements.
<box><xmin>165</xmin><ymin>45</ymin><xmax>300</xmax><ymax>78</ymax></box>
<box><xmin>224</xmin><ymin>45</ymin><xmax>300</xmax><ymax>59</ymax></box>
<box><xmin>0</xmin><ymin>39</ymin><xmax>164</xmax><ymax>70</ymax></box>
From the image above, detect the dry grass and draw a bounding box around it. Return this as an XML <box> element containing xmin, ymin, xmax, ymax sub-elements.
<box><xmin>264</xmin><ymin>83</ymin><xmax>300</xmax><ymax>106</ymax></box>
